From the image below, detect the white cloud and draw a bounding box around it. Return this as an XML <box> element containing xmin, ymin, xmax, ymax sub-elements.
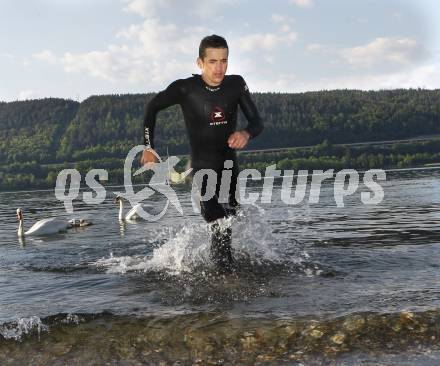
<box><xmin>1</xmin><ymin>52</ymin><xmax>14</xmax><ymax>60</ymax></box>
<box><xmin>41</xmin><ymin>16</ymin><xmax>207</xmax><ymax>86</ymax></box>
<box><xmin>122</xmin><ymin>0</ymin><xmax>238</xmax><ymax>20</ymax></box>
<box><xmin>286</xmin><ymin>32</ymin><xmax>298</xmax><ymax>41</ymax></box>
<box><xmin>195</xmin><ymin>55</ymin><xmax>440</xmax><ymax>93</ymax></box>
<box><xmin>237</xmin><ymin>31</ymin><xmax>297</xmax><ymax>52</ymax></box>
<box><xmin>122</xmin><ymin>0</ymin><xmax>158</xmax><ymax>17</ymax></box>
<box><xmin>32</xmin><ymin>0</ymin><xmax>216</xmax><ymax>86</ymax></box>
<box><xmin>271</xmin><ymin>13</ymin><xmax>297</xmax><ymax>36</ymax></box>
<box><xmin>29</xmin><ymin>0</ymin><xmax>301</xmax><ymax>92</ymax></box>
<box><xmin>33</xmin><ymin>50</ymin><xmax>59</xmax><ymax>64</ymax></box>
<box><xmin>280</xmin><ymin>24</ymin><xmax>291</xmax><ymax>33</ymax></box>
<box><xmin>355</xmin><ymin>18</ymin><xmax>368</xmax><ymax>24</ymax></box>
<box><xmin>248</xmin><ymin>73</ymin><xmax>298</xmax><ymax>92</ymax></box>
<box><xmin>33</xmin><ymin>1</ymin><xmax>302</xmax><ymax>89</ymax></box>
<box><xmin>188</xmin><ymin>0</ymin><xmax>238</xmax><ymax>19</ymax></box>
<box><xmin>17</xmin><ymin>90</ymin><xmax>37</xmax><ymax>100</ymax></box>
<box><xmin>306</xmin><ymin>43</ymin><xmax>331</xmax><ymax>53</ymax></box>
<box><xmin>264</xmin><ymin>55</ymin><xmax>275</xmax><ymax>64</ymax></box>
<box><xmin>226</xmin><ymin>57</ymin><xmax>258</xmax><ymax>75</ymax></box>
<box><xmin>382</xmin><ymin>62</ymin><xmax>440</xmax><ymax>89</ymax></box>
<box><xmin>27</xmin><ymin>0</ymin><xmax>436</xmax><ymax>97</ymax></box>
<box><xmin>63</xmin><ymin>50</ymin><xmax>121</xmax><ymax>82</ymax></box>
<box><xmin>293</xmin><ymin>60</ymin><xmax>440</xmax><ymax>91</ymax></box>
<box><xmin>271</xmin><ymin>14</ymin><xmax>295</xmax><ymax>24</ymax></box>
<box><xmin>341</xmin><ymin>37</ymin><xmax>428</xmax><ymax>68</ymax></box>
<box><xmin>237</xmin><ymin>33</ymin><xmax>279</xmax><ymax>51</ymax></box>
<box><xmin>393</xmin><ymin>11</ymin><xmax>403</xmax><ymax>21</ymax></box>
<box><xmin>290</xmin><ymin>0</ymin><xmax>313</xmax><ymax>8</ymax></box>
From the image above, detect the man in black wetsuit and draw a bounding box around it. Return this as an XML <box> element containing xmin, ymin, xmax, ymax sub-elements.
<box><xmin>140</xmin><ymin>34</ymin><xmax>263</xmax><ymax>272</ymax></box>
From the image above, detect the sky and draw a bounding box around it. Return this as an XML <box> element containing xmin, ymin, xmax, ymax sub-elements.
<box><xmin>0</xmin><ymin>0</ymin><xmax>439</xmax><ymax>102</ymax></box>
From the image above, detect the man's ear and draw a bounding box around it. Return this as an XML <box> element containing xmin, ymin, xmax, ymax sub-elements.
<box><xmin>196</xmin><ymin>57</ymin><xmax>203</xmax><ymax>70</ymax></box>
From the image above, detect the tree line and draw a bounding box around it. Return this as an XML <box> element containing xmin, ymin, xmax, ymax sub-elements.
<box><xmin>1</xmin><ymin>89</ymin><xmax>440</xmax><ymax>190</ymax></box>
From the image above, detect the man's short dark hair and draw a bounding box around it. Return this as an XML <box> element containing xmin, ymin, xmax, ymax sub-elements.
<box><xmin>199</xmin><ymin>35</ymin><xmax>229</xmax><ymax>59</ymax></box>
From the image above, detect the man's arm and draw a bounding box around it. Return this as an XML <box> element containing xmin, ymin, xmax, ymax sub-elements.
<box><xmin>143</xmin><ymin>80</ymin><xmax>183</xmax><ymax>149</ymax></box>
<box><xmin>238</xmin><ymin>76</ymin><xmax>264</xmax><ymax>138</ymax></box>
<box><xmin>141</xmin><ymin>80</ymin><xmax>183</xmax><ymax>165</ymax></box>
<box><xmin>228</xmin><ymin>76</ymin><xmax>264</xmax><ymax>149</ymax></box>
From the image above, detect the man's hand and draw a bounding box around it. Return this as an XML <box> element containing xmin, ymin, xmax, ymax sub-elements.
<box><xmin>228</xmin><ymin>130</ymin><xmax>250</xmax><ymax>149</ymax></box>
<box><xmin>140</xmin><ymin>148</ymin><xmax>159</xmax><ymax>167</ymax></box>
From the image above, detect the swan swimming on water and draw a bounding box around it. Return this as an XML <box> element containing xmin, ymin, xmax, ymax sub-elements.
<box><xmin>16</xmin><ymin>208</ymin><xmax>92</xmax><ymax>237</ymax></box>
<box><xmin>114</xmin><ymin>196</ymin><xmax>147</xmax><ymax>221</ymax></box>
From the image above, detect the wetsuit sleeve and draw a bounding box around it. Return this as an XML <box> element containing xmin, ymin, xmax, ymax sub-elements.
<box><xmin>143</xmin><ymin>80</ymin><xmax>183</xmax><ymax>149</ymax></box>
<box><xmin>238</xmin><ymin>76</ymin><xmax>264</xmax><ymax>139</ymax></box>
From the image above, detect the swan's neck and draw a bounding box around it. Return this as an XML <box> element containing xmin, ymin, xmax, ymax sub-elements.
<box><xmin>18</xmin><ymin>218</ymin><xmax>25</xmax><ymax>237</ymax></box>
<box><xmin>118</xmin><ymin>200</ymin><xmax>124</xmax><ymax>221</ymax></box>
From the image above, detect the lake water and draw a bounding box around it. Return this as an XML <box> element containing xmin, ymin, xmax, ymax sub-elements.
<box><xmin>1</xmin><ymin>168</ymin><xmax>440</xmax><ymax>365</ymax></box>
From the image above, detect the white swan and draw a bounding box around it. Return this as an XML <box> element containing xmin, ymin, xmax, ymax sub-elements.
<box><xmin>114</xmin><ymin>196</ymin><xmax>147</xmax><ymax>221</ymax></box>
<box><xmin>16</xmin><ymin>208</ymin><xmax>92</xmax><ymax>237</ymax></box>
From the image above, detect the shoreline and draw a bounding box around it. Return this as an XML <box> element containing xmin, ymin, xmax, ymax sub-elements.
<box><xmin>2</xmin><ymin>308</ymin><xmax>440</xmax><ymax>364</ymax></box>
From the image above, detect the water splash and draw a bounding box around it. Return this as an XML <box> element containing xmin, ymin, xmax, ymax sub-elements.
<box><xmin>145</xmin><ymin>222</ymin><xmax>211</xmax><ymax>274</ymax></box>
<box><xmin>93</xmin><ymin>203</ymin><xmax>318</xmax><ymax>277</ymax></box>
<box><xmin>61</xmin><ymin>313</ymin><xmax>83</xmax><ymax>325</ymax></box>
<box><xmin>232</xmin><ymin>204</ymin><xmax>281</xmax><ymax>263</ymax></box>
<box><xmin>0</xmin><ymin>316</ymin><xmax>47</xmax><ymax>341</ymax></box>
<box><xmin>94</xmin><ymin>252</ymin><xmax>149</xmax><ymax>274</ymax></box>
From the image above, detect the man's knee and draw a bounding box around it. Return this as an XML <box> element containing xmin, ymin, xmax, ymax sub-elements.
<box><xmin>200</xmin><ymin>198</ymin><xmax>227</xmax><ymax>222</ymax></box>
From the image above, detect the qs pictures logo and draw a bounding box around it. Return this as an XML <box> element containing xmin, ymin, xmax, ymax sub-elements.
<box><xmin>55</xmin><ymin>146</ymin><xmax>185</xmax><ymax>221</ymax></box>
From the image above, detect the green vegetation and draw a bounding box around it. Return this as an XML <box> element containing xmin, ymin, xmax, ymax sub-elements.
<box><xmin>238</xmin><ymin>139</ymin><xmax>440</xmax><ymax>172</ymax></box>
<box><xmin>1</xmin><ymin>89</ymin><xmax>440</xmax><ymax>190</ymax></box>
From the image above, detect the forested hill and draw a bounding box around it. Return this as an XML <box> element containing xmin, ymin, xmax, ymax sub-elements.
<box><xmin>0</xmin><ymin>98</ymin><xmax>79</xmax><ymax>164</ymax></box>
<box><xmin>1</xmin><ymin>89</ymin><xmax>440</xmax><ymax>166</ymax></box>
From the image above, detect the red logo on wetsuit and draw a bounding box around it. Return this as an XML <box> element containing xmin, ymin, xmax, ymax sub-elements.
<box><xmin>210</xmin><ymin>106</ymin><xmax>228</xmax><ymax>126</ymax></box>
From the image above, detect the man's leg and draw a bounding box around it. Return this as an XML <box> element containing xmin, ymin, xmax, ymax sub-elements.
<box><xmin>199</xmin><ymin>172</ymin><xmax>235</xmax><ymax>272</ymax></box>
<box><xmin>209</xmin><ymin>221</ymin><xmax>233</xmax><ymax>271</ymax></box>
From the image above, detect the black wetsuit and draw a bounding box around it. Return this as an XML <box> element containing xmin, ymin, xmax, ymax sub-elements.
<box><xmin>143</xmin><ymin>74</ymin><xmax>263</xmax><ymax>271</ymax></box>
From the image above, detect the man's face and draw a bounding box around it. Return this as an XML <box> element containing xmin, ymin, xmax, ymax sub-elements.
<box><xmin>197</xmin><ymin>47</ymin><xmax>228</xmax><ymax>86</ymax></box>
